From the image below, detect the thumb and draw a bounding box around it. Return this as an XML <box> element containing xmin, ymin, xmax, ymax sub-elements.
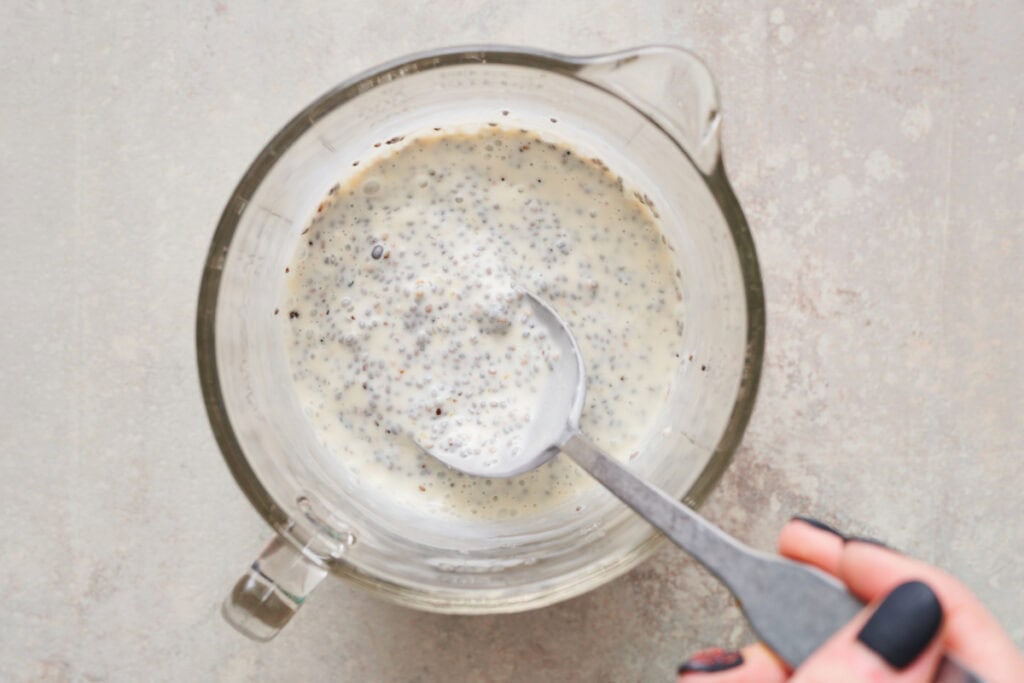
<box><xmin>792</xmin><ymin>581</ymin><xmax>945</xmax><ymax>682</ymax></box>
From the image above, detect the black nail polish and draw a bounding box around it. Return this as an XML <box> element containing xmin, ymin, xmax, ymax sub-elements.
<box><xmin>845</xmin><ymin>535</ymin><xmax>892</xmax><ymax>550</ymax></box>
<box><xmin>792</xmin><ymin>515</ymin><xmax>846</xmax><ymax>539</ymax></box>
<box><xmin>678</xmin><ymin>648</ymin><xmax>744</xmax><ymax>674</ymax></box>
<box><xmin>857</xmin><ymin>581</ymin><xmax>943</xmax><ymax>669</ymax></box>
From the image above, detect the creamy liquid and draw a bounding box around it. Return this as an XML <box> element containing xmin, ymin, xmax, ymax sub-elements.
<box><xmin>281</xmin><ymin>127</ymin><xmax>684</xmax><ymax>519</ymax></box>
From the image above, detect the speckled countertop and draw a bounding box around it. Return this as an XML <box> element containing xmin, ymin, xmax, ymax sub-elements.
<box><xmin>2</xmin><ymin>1</ymin><xmax>1021</xmax><ymax>681</ymax></box>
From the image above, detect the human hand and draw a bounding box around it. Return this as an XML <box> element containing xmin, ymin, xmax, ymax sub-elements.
<box><xmin>676</xmin><ymin>517</ymin><xmax>1024</xmax><ymax>682</ymax></box>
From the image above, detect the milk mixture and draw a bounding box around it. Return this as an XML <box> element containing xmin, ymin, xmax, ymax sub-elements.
<box><xmin>281</xmin><ymin>127</ymin><xmax>683</xmax><ymax>519</ymax></box>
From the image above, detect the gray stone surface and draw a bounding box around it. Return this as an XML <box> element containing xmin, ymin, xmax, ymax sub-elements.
<box><xmin>1</xmin><ymin>1</ymin><xmax>1021</xmax><ymax>681</ymax></box>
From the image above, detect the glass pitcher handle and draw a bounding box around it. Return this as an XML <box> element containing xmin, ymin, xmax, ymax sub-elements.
<box><xmin>223</xmin><ymin>535</ymin><xmax>328</xmax><ymax>641</ymax></box>
<box><xmin>575</xmin><ymin>46</ymin><xmax>722</xmax><ymax>175</ymax></box>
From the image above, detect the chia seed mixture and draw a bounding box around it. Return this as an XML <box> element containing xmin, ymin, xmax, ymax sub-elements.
<box><xmin>281</xmin><ymin>127</ymin><xmax>683</xmax><ymax>518</ymax></box>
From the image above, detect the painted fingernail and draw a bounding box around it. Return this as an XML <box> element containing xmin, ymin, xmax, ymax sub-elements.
<box><xmin>857</xmin><ymin>581</ymin><xmax>943</xmax><ymax>669</ymax></box>
<box><xmin>845</xmin><ymin>535</ymin><xmax>892</xmax><ymax>550</ymax></box>
<box><xmin>792</xmin><ymin>515</ymin><xmax>846</xmax><ymax>539</ymax></box>
<box><xmin>677</xmin><ymin>648</ymin><xmax>744</xmax><ymax>674</ymax></box>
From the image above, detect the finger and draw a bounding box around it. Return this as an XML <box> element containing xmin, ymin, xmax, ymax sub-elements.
<box><xmin>778</xmin><ymin>516</ymin><xmax>846</xmax><ymax>576</ymax></box>
<box><xmin>677</xmin><ymin>643</ymin><xmax>788</xmax><ymax>682</ymax></box>
<box><xmin>840</xmin><ymin>542</ymin><xmax>1024</xmax><ymax>679</ymax></box>
<box><xmin>792</xmin><ymin>580</ymin><xmax>944</xmax><ymax>683</ymax></box>
<box><xmin>781</xmin><ymin>518</ymin><xmax>998</xmax><ymax>628</ymax></box>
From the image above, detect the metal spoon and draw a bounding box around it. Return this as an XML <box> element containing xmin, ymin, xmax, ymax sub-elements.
<box><xmin>421</xmin><ymin>292</ymin><xmax>981</xmax><ymax>682</ymax></box>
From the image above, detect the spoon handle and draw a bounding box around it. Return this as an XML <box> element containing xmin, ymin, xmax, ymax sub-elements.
<box><xmin>560</xmin><ymin>432</ymin><xmax>983</xmax><ymax>681</ymax></box>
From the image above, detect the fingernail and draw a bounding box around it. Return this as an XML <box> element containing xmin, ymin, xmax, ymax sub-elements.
<box><xmin>845</xmin><ymin>535</ymin><xmax>892</xmax><ymax>550</ymax></box>
<box><xmin>677</xmin><ymin>648</ymin><xmax>744</xmax><ymax>674</ymax></box>
<box><xmin>857</xmin><ymin>580</ymin><xmax>943</xmax><ymax>669</ymax></box>
<box><xmin>792</xmin><ymin>515</ymin><xmax>846</xmax><ymax>539</ymax></box>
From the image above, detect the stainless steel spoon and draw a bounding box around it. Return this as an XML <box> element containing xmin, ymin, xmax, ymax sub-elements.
<box><xmin>421</xmin><ymin>291</ymin><xmax>981</xmax><ymax>682</ymax></box>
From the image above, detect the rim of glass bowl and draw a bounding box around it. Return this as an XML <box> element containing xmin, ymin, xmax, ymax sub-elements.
<box><xmin>196</xmin><ymin>44</ymin><xmax>766</xmax><ymax>613</ymax></box>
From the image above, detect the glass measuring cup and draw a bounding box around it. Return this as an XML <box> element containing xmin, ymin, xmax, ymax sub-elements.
<box><xmin>196</xmin><ymin>45</ymin><xmax>765</xmax><ymax>640</ymax></box>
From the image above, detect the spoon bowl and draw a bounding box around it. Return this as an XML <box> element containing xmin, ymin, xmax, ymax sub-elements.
<box><xmin>420</xmin><ymin>291</ymin><xmax>586</xmax><ymax>478</ymax></box>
